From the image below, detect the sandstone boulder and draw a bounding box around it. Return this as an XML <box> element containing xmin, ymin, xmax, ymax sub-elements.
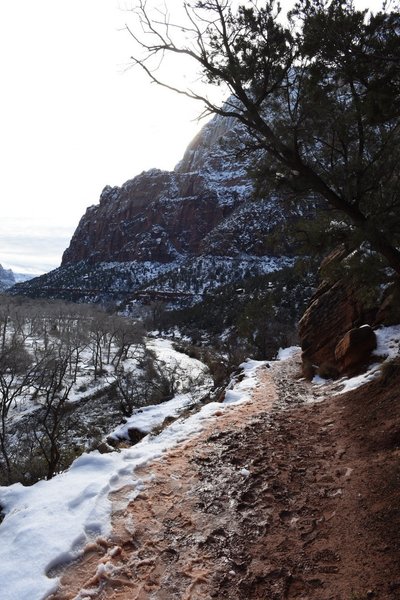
<box><xmin>334</xmin><ymin>325</ymin><xmax>377</xmax><ymax>375</ymax></box>
<box><xmin>298</xmin><ymin>246</ymin><xmax>387</xmax><ymax>377</ymax></box>
<box><xmin>298</xmin><ymin>278</ymin><xmax>377</xmax><ymax>372</ymax></box>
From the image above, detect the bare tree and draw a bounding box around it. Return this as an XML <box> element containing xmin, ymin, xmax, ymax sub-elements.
<box><xmin>128</xmin><ymin>0</ymin><xmax>400</xmax><ymax>274</ymax></box>
<box><xmin>112</xmin><ymin>318</ymin><xmax>145</xmax><ymax>370</ymax></box>
<box><xmin>31</xmin><ymin>352</ymin><xmax>75</xmax><ymax>480</ymax></box>
<box><xmin>0</xmin><ymin>344</ymin><xmax>36</xmax><ymax>482</ymax></box>
<box><xmin>113</xmin><ymin>347</ymin><xmax>202</xmax><ymax>417</ymax></box>
<box><xmin>0</xmin><ymin>297</ymin><xmax>147</xmax><ymax>483</ymax></box>
<box><xmin>0</xmin><ymin>295</ymin><xmax>12</xmax><ymax>352</ymax></box>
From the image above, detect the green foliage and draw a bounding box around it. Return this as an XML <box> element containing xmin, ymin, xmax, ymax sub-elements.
<box><xmin>319</xmin><ymin>242</ymin><xmax>392</xmax><ymax>312</ymax></box>
<box><xmin>198</xmin><ymin>0</ymin><xmax>293</xmax><ymax>89</ymax></box>
<box><xmin>167</xmin><ymin>263</ymin><xmax>316</xmax><ymax>359</ymax></box>
<box><xmin>134</xmin><ymin>0</ymin><xmax>400</xmax><ymax>274</ymax></box>
<box><xmin>378</xmin><ymin>280</ymin><xmax>400</xmax><ymax>326</ymax></box>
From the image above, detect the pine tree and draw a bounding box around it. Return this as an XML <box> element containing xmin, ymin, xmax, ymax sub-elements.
<box><xmin>130</xmin><ymin>0</ymin><xmax>400</xmax><ymax>273</ymax></box>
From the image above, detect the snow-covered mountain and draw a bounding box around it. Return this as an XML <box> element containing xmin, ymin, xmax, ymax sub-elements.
<box><xmin>0</xmin><ymin>264</ymin><xmax>15</xmax><ymax>291</ymax></box>
<box><xmin>9</xmin><ymin>112</ymin><xmax>313</xmax><ymax>307</ymax></box>
<box><xmin>60</xmin><ymin>113</ymin><xmax>295</xmax><ymax>266</ymax></box>
<box><xmin>0</xmin><ymin>265</ymin><xmax>36</xmax><ymax>291</ymax></box>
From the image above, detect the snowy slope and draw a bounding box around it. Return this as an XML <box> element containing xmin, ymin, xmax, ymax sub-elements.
<box><xmin>0</xmin><ymin>358</ymin><xmax>265</xmax><ymax>600</ymax></box>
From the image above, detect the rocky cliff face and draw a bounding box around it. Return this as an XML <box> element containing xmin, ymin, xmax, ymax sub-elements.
<box><xmin>61</xmin><ymin>114</ymin><xmax>295</xmax><ymax>267</ymax></box>
<box><xmin>299</xmin><ymin>248</ymin><xmax>400</xmax><ymax>376</ymax></box>
<box><xmin>62</xmin><ymin>170</ymin><xmax>236</xmax><ymax>265</ymax></box>
<box><xmin>0</xmin><ymin>264</ymin><xmax>15</xmax><ymax>291</ymax></box>
<box><xmin>10</xmin><ymin>110</ymin><xmax>313</xmax><ymax>323</ymax></box>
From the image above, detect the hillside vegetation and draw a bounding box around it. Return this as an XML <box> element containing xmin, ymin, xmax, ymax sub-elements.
<box><xmin>0</xmin><ymin>296</ymin><xmax>213</xmax><ymax>485</ymax></box>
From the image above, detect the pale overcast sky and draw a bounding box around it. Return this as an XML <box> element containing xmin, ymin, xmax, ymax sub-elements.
<box><xmin>0</xmin><ymin>0</ymin><xmax>382</xmax><ymax>275</ymax></box>
<box><xmin>0</xmin><ymin>0</ymin><xmax>212</xmax><ymax>274</ymax></box>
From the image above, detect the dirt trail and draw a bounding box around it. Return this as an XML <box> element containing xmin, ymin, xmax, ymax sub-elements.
<box><xmin>49</xmin><ymin>355</ymin><xmax>400</xmax><ymax>600</ymax></box>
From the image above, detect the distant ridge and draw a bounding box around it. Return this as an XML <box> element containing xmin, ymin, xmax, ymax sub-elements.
<box><xmin>8</xmin><ymin>110</ymin><xmax>313</xmax><ymax>307</ymax></box>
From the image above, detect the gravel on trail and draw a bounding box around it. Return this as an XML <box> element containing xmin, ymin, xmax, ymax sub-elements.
<box><xmin>49</xmin><ymin>354</ymin><xmax>400</xmax><ymax>600</ymax></box>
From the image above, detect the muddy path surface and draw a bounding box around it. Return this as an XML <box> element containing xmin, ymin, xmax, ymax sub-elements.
<box><xmin>49</xmin><ymin>355</ymin><xmax>400</xmax><ymax>599</ymax></box>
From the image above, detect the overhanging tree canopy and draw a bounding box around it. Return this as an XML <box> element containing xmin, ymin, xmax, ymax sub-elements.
<box><xmin>128</xmin><ymin>0</ymin><xmax>400</xmax><ymax>274</ymax></box>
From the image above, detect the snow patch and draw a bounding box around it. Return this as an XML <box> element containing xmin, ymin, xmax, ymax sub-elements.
<box><xmin>109</xmin><ymin>392</ymin><xmax>201</xmax><ymax>440</ymax></box>
<box><xmin>374</xmin><ymin>324</ymin><xmax>400</xmax><ymax>360</ymax></box>
<box><xmin>277</xmin><ymin>346</ymin><xmax>300</xmax><ymax>361</ymax></box>
<box><xmin>0</xmin><ymin>354</ymin><xmax>266</xmax><ymax>600</ymax></box>
<box><xmin>224</xmin><ymin>359</ymin><xmax>267</xmax><ymax>405</ymax></box>
<box><xmin>336</xmin><ymin>368</ymin><xmax>380</xmax><ymax>394</ymax></box>
<box><xmin>330</xmin><ymin>325</ymin><xmax>400</xmax><ymax>395</ymax></box>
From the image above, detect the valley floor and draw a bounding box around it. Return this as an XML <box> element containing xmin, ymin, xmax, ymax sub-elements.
<box><xmin>50</xmin><ymin>354</ymin><xmax>400</xmax><ymax>600</ymax></box>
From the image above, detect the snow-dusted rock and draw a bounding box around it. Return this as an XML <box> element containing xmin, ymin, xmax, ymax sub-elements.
<box><xmin>0</xmin><ymin>264</ymin><xmax>15</xmax><ymax>291</ymax></box>
<box><xmin>10</xmin><ymin>109</ymin><xmax>311</xmax><ymax>306</ymax></box>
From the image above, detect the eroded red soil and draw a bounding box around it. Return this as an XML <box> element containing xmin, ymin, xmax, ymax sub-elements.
<box><xmin>49</xmin><ymin>356</ymin><xmax>400</xmax><ymax>600</ymax></box>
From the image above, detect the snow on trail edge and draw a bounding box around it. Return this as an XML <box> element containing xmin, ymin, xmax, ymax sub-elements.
<box><xmin>0</xmin><ymin>357</ymin><xmax>265</xmax><ymax>600</ymax></box>
<box><xmin>327</xmin><ymin>325</ymin><xmax>400</xmax><ymax>394</ymax></box>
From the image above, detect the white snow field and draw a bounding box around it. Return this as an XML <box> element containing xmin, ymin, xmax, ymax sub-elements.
<box><xmin>0</xmin><ymin>355</ymin><xmax>265</xmax><ymax>600</ymax></box>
